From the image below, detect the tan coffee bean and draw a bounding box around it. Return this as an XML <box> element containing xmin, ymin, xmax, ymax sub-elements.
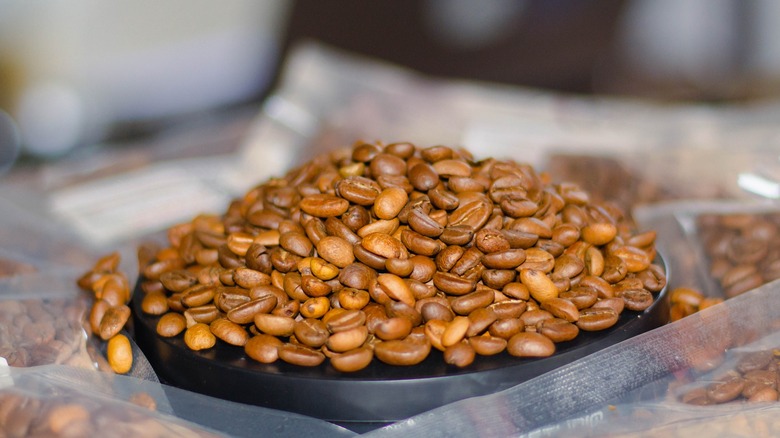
<box><xmin>310</xmin><ymin>257</ymin><xmax>339</xmax><ymax>280</ymax></box>
<box><xmin>326</xmin><ymin>309</ymin><xmax>367</xmax><ymax>333</ymax></box>
<box><xmin>519</xmin><ymin>269</ymin><xmax>558</xmax><ymax>303</ymax></box>
<box><xmin>581</xmin><ymin>223</ymin><xmax>617</xmax><ymax>246</ymax></box>
<box><xmin>326</xmin><ymin>325</ymin><xmax>368</xmax><ymax>352</ymax></box>
<box><xmin>330</xmin><ymin>347</ymin><xmax>374</xmax><ymax>372</ymax></box>
<box><xmin>141</xmin><ymin>292</ymin><xmax>169</xmax><ymax>315</ymax></box>
<box><xmin>278</xmin><ymin>343</ymin><xmax>325</xmax><ymax>367</ymax></box>
<box><xmin>300</xmin><ymin>296</ymin><xmax>331</xmax><ymax>319</ymax></box>
<box><xmin>254</xmin><ymin>314</ymin><xmax>295</xmax><ymax>337</ymax></box>
<box><xmin>507</xmin><ymin>332</ymin><xmax>555</xmax><ymax>357</ymax></box>
<box><xmin>184</xmin><ymin>323</ymin><xmax>216</xmax><ymax>351</ymax></box>
<box><xmin>316</xmin><ymin>236</ymin><xmax>355</xmax><ymax>268</ymax></box>
<box><xmin>210</xmin><ymin>318</ymin><xmax>248</xmax><ymax>346</ymax></box>
<box><xmin>376</xmin><ymin>273</ymin><xmax>415</xmax><ymax>307</ymax></box>
<box><xmin>106</xmin><ymin>333</ymin><xmax>134</xmax><ymax>374</ymax></box>
<box><xmin>373</xmin><ymin>187</ymin><xmax>409</xmax><ymax>220</ymax></box>
<box><xmin>299</xmin><ymin>194</ymin><xmax>350</xmax><ymax>217</ymax></box>
<box><xmin>337</xmin><ymin>288</ymin><xmax>371</xmax><ymax>310</ymax></box>
<box><xmin>374</xmin><ymin>317</ymin><xmax>413</xmax><ymax>341</ymax></box>
<box><xmin>245</xmin><ymin>334</ymin><xmax>283</xmax><ymax>363</ymax></box>
<box><xmin>469</xmin><ymin>335</ymin><xmax>507</xmax><ymax>356</ymax></box>
<box><xmin>373</xmin><ymin>338</ymin><xmax>431</xmax><ymax>366</ymax></box>
<box><xmin>156</xmin><ymin>312</ymin><xmax>187</xmax><ymax>337</ymax></box>
<box><xmin>99</xmin><ymin>304</ymin><xmax>131</xmax><ymax>341</ymax></box>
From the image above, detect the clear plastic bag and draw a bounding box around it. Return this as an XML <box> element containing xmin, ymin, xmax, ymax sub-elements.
<box><xmin>0</xmin><ymin>364</ymin><xmax>356</xmax><ymax>437</ymax></box>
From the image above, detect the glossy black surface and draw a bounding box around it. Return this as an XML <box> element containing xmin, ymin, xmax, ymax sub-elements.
<box><xmin>132</xmin><ymin>258</ymin><xmax>669</xmax><ymax>427</ymax></box>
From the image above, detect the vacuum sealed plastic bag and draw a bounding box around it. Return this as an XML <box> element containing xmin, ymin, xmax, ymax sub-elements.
<box><xmin>365</xmin><ymin>279</ymin><xmax>780</xmax><ymax>437</ymax></box>
<box><xmin>0</xmin><ymin>364</ymin><xmax>356</xmax><ymax>438</ymax></box>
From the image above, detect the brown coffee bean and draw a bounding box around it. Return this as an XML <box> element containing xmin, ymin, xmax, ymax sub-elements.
<box><xmin>107</xmin><ymin>333</ymin><xmax>133</xmax><ymax>374</ymax></box>
<box><xmin>449</xmin><ymin>199</ymin><xmax>492</xmax><ymax>230</ymax></box>
<box><xmin>433</xmin><ymin>271</ymin><xmax>477</xmax><ymax>296</ymax></box>
<box><xmin>141</xmin><ymin>291</ymin><xmax>169</xmax><ymax>315</ymax></box>
<box><xmin>373</xmin><ymin>338</ymin><xmax>431</xmax><ymax>366</ymax></box>
<box><xmin>602</xmin><ymin>255</ymin><xmax>628</xmax><ymax>283</ymax></box>
<box><xmin>408</xmin><ymin>255</ymin><xmax>437</xmax><ymax>283</ymax></box>
<box><xmin>400</xmin><ymin>229</ymin><xmax>445</xmax><ymax>256</ymax></box>
<box><xmin>407</xmin><ymin>208</ymin><xmax>444</xmax><ymax>238</ymax></box>
<box><xmin>299</xmin><ymin>194</ymin><xmax>350</xmax><ymax>217</ymax></box>
<box><xmin>227</xmin><ymin>295</ymin><xmax>277</xmax><ymax>325</ymax></box>
<box><xmin>558</xmin><ymin>287</ymin><xmax>598</xmax><ymax>310</ymax></box>
<box><xmin>591</xmin><ymin>297</ymin><xmax>625</xmax><ymax>315</ymax></box>
<box><xmin>707</xmin><ymin>374</ymin><xmax>745</xmax><ymax>403</ymax></box>
<box><xmin>181</xmin><ymin>284</ymin><xmax>216</xmax><ymax>308</ymax></box>
<box><xmin>539</xmin><ymin>318</ymin><xmax>579</xmax><ymax>343</ymax></box>
<box><xmin>441</xmin><ymin>316</ymin><xmax>470</xmax><ymax>347</ymax></box>
<box><xmin>373</xmin><ymin>187</ymin><xmax>409</xmax><ymax>220</ymax></box>
<box><xmin>330</xmin><ymin>346</ymin><xmax>374</xmax><ymax>372</ymax></box>
<box><xmin>450</xmin><ymin>289</ymin><xmax>495</xmax><ymax>316</ymax></box>
<box><xmin>326</xmin><ymin>326</ymin><xmax>369</xmax><ymax>352</ymax></box>
<box><xmin>184</xmin><ymin>323</ymin><xmax>216</xmax><ymax>351</ymax></box>
<box><xmin>361</xmin><ymin>232</ymin><xmax>408</xmax><ymax>260</ymax></box>
<box><xmin>89</xmin><ymin>299</ymin><xmax>111</xmax><ymax>335</ymax></box>
<box><xmin>207</xmin><ymin>318</ymin><xmax>247</xmax><ymax>346</ymax></box>
<box><xmin>156</xmin><ymin>312</ymin><xmax>186</xmax><ymax>337</ymax></box>
<box><xmin>245</xmin><ymin>334</ymin><xmax>283</xmax><ymax>363</ymax></box>
<box><xmin>254</xmin><ymin>314</ymin><xmax>295</xmax><ymax>337</ymax></box>
<box><xmin>444</xmin><ymin>341</ymin><xmax>476</xmax><ymax>368</ymax></box>
<box><xmin>374</xmin><ymin>317</ymin><xmax>414</xmax><ymax>341</ymax></box>
<box><xmin>184</xmin><ymin>304</ymin><xmax>220</xmax><ymax>325</ymax></box>
<box><xmin>519</xmin><ymin>269</ymin><xmax>558</xmax><ymax>303</ymax></box>
<box><xmin>737</xmin><ymin>351</ymin><xmax>773</xmax><ymax>373</ymax></box>
<box><xmin>467</xmin><ymin>335</ymin><xmax>506</xmax><ymax>356</ymax></box>
<box><xmin>507</xmin><ymin>332</ymin><xmax>555</xmax><ymax>357</ymax></box>
<box><xmin>482</xmin><ymin>249</ymin><xmax>526</xmax><ymax>270</ymax></box>
<box><xmin>99</xmin><ymin>304</ymin><xmax>131</xmax><ymax>341</ymax></box>
<box><xmin>541</xmin><ymin>298</ymin><xmax>579</xmax><ymax>322</ymax></box>
<box><xmin>748</xmin><ymin>387</ymin><xmax>779</xmax><ymax>403</ymax></box>
<box><xmin>576</xmin><ymin>307</ymin><xmax>619</xmax><ymax>331</ymax></box>
<box><xmin>326</xmin><ymin>309</ymin><xmax>367</xmax><ymax>333</ymax></box>
<box><xmin>488</xmin><ymin>318</ymin><xmax>524</xmax><ymax>339</ymax></box>
<box><xmin>619</xmin><ymin>288</ymin><xmax>654</xmax><ymax>311</ymax></box>
<box><xmin>278</xmin><ymin>343</ymin><xmax>326</xmax><ymax>367</ymax></box>
<box><xmin>279</xmin><ymin>232</ymin><xmax>314</xmax><ymax>258</ymax></box>
<box><xmin>376</xmin><ymin>273</ymin><xmax>415</xmax><ymax>307</ymax></box>
<box><xmin>316</xmin><ymin>236</ymin><xmax>355</xmax><ymax>268</ymax></box>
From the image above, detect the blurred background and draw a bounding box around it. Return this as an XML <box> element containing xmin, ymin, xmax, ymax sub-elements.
<box><xmin>2</xmin><ymin>0</ymin><xmax>780</xmax><ymax>169</ymax></box>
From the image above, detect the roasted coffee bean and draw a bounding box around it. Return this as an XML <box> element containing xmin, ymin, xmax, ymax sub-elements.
<box><xmin>541</xmin><ymin>298</ymin><xmax>579</xmax><ymax>322</ymax></box>
<box><xmin>107</xmin><ymin>334</ymin><xmax>133</xmax><ymax>374</ymax></box>
<box><xmin>184</xmin><ymin>323</ymin><xmax>216</xmax><ymax>350</ymax></box>
<box><xmin>316</xmin><ymin>236</ymin><xmax>355</xmax><ymax>268</ymax></box>
<box><xmin>156</xmin><ymin>313</ymin><xmax>187</xmax><ymax>337</ymax></box>
<box><xmin>373</xmin><ymin>338</ymin><xmax>431</xmax><ymax>366</ymax></box>
<box><xmin>468</xmin><ymin>335</ymin><xmax>507</xmax><ymax>356</ymax></box>
<box><xmin>254</xmin><ymin>314</ymin><xmax>295</xmax><ymax>337</ymax></box>
<box><xmin>576</xmin><ymin>307</ymin><xmax>619</xmax><ymax>331</ymax></box>
<box><xmin>98</xmin><ymin>305</ymin><xmax>131</xmax><ymax>341</ymax></box>
<box><xmin>420</xmin><ymin>301</ymin><xmax>455</xmax><ymax>322</ymax></box>
<box><xmin>450</xmin><ymin>289</ymin><xmax>495</xmax><ymax>315</ymax></box>
<box><xmin>210</xmin><ymin>318</ymin><xmax>248</xmax><ymax>346</ymax></box>
<box><xmin>278</xmin><ymin>343</ymin><xmax>326</xmax><ymax>367</ymax></box>
<box><xmin>619</xmin><ymin>288</ymin><xmax>654</xmax><ymax>311</ymax></box>
<box><xmin>539</xmin><ymin>318</ymin><xmax>579</xmax><ymax>343</ymax></box>
<box><xmin>507</xmin><ymin>332</ymin><xmax>555</xmax><ymax>357</ymax></box>
<box><xmin>488</xmin><ymin>318</ymin><xmax>524</xmax><ymax>339</ymax></box>
<box><xmin>245</xmin><ymin>334</ymin><xmax>283</xmax><ymax>363</ymax></box>
<box><xmin>707</xmin><ymin>374</ymin><xmax>745</xmax><ymax>403</ymax></box>
<box><xmin>330</xmin><ymin>346</ymin><xmax>374</xmax><ymax>372</ymax></box>
<box><xmin>444</xmin><ymin>341</ymin><xmax>476</xmax><ymax>368</ymax></box>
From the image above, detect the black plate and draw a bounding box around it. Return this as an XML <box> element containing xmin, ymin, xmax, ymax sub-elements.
<box><xmin>132</xmin><ymin>257</ymin><xmax>669</xmax><ymax>430</ymax></box>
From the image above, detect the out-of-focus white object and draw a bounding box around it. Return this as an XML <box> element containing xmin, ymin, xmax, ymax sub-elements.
<box><xmin>0</xmin><ymin>0</ymin><xmax>290</xmax><ymax>158</ymax></box>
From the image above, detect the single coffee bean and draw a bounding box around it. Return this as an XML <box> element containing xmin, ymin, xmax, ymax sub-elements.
<box><xmin>619</xmin><ymin>288</ymin><xmax>654</xmax><ymax>311</ymax></box>
<box><xmin>507</xmin><ymin>332</ymin><xmax>555</xmax><ymax>357</ymax></box>
<box><xmin>156</xmin><ymin>312</ymin><xmax>186</xmax><ymax>338</ymax></box>
<box><xmin>591</xmin><ymin>297</ymin><xmax>625</xmax><ymax>315</ymax></box>
<box><xmin>520</xmin><ymin>269</ymin><xmax>558</xmax><ymax>303</ymax></box>
<box><xmin>433</xmin><ymin>271</ymin><xmax>477</xmax><ymax>296</ymax></box>
<box><xmin>227</xmin><ymin>295</ymin><xmax>277</xmax><ymax>325</ymax></box>
<box><xmin>316</xmin><ymin>236</ymin><xmax>355</xmax><ymax>268</ymax></box>
<box><xmin>210</xmin><ymin>318</ymin><xmax>248</xmax><ymax>346</ymax></box>
<box><xmin>278</xmin><ymin>343</ymin><xmax>326</xmax><ymax>367</ymax></box>
<box><xmin>541</xmin><ymin>298</ymin><xmax>579</xmax><ymax>322</ymax></box>
<box><xmin>373</xmin><ymin>338</ymin><xmax>431</xmax><ymax>366</ymax></box>
<box><xmin>707</xmin><ymin>374</ymin><xmax>745</xmax><ymax>403</ymax></box>
<box><xmin>576</xmin><ymin>307</ymin><xmax>619</xmax><ymax>331</ymax></box>
<box><xmin>184</xmin><ymin>323</ymin><xmax>216</xmax><ymax>351</ymax></box>
<box><xmin>299</xmin><ymin>194</ymin><xmax>350</xmax><ymax>217</ymax></box>
<box><xmin>539</xmin><ymin>318</ymin><xmax>579</xmax><ymax>343</ymax></box>
<box><xmin>99</xmin><ymin>304</ymin><xmax>131</xmax><ymax>341</ymax></box>
<box><xmin>245</xmin><ymin>334</ymin><xmax>283</xmax><ymax>363</ymax></box>
<box><xmin>450</xmin><ymin>289</ymin><xmax>495</xmax><ymax>316</ymax></box>
<box><xmin>330</xmin><ymin>346</ymin><xmax>374</xmax><ymax>372</ymax></box>
<box><xmin>107</xmin><ymin>334</ymin><xmax>133</xmax><ymax>374</ymax></box>
<box><xmin>254</xmin><ymin>314</ymin><xmax>295</xmax><ymax>337</ymax></box>
<box><xmin>444</xmin><ymin>341</ymin><xmax>476</xmax><ymax>368</ymax></box>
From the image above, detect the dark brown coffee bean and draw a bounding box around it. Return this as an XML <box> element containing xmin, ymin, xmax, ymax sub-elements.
<box><xmin>336</xmin><ymin>175</ymin><xmax>382</xmax><ymax>205</ymax></box>
<box><xmin>159</xmin><ymin>269</ymin><xmax>198</xmax><ymax>292</ymax></box>
<box><xmin>98</xmin><ymin>304</ymin><xmax>131</xmax><ymax>341</ymax></box>
<box><xmin>421</xmin><ymin>301</ymin><xmax>455</xmax><ymax>322</ymax></box>
<box><xmin>466</xmin><ymin>307</ymin><xmax>498</xmax><ymax>337</ymax></box>
<box><xmin>408</xmin><ymin>162</ymin><xmax>439</xmax><ymax>191</ymax></box>
<box><xmin>385</xmin><ymin>300</ymin><xmax>423</xmax><ymax>327</ymax></box>
<box><xmin>400</xmin><ymin>229</ymin><xmax>445</xmax><ymax>256</ymax></box>
<box><xmin>488</xmin><ymin>318</ymin><xmax>524</xmax><ymax>339</ymax></box>
<box><xmin>279</xmin><ymin>232</ymin><xmax>314</xmax><ymax>258</ymax></box>
<box><xmin>338</xmin><ymin>263</ymin><xmax>376</xmax><ymax>290</ymax></box>
<box><xmin>370</xmin><ymin>153</ymin><xmax>407</xmax><ymax>177</ymax></box>
<box><xmin>482</xmin><ymin>249</ymin><xmax>526</xmax><ymax>270</ymax></box>
<box><xmin>433</xmin><ymin>271</ymin><xmax>477</xmax><ymax>296</ymax></box>
<box><xmin>408</xmin><ymin>255</ymin><xmax>437</xmax><ymax>283</ymax></box>
<box><xmin>558</xmin><ymin>287</ymin><xmax>598</xmax><ymax>310</ymax></box>
<box><xmin>449</xmin><ymin>199</ymin><xmax>491</xmax><ymax>231</ymax></box>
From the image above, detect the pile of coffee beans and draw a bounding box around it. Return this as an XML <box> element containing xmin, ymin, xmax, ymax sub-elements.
<box><xmin>0</xmin><ymin>298</ymin><xmax>97</xmax><ymax>370</ymax></box>
<box><xmin>136</xmin><ymin>141</ymin><xmax>666</xmax><ymax>372</ymax></box>
<box><xmin>698</xmin><ymin>212</ymin><xmax>780</xmax><ymax>298</ymax></box>
<box><xmin>680</xmin><ymin>349</ymin><xmax>780</xmax><ymax>405</ymax></box>
<box><xmin>76</xmin><ymin>253</ymin><xmax>134</xmax><ymax>374</ymax></box>
<box><xmin>0</xmin><ymin>390</ymin><xmax>218</xmax><ymax>437</ymax></box>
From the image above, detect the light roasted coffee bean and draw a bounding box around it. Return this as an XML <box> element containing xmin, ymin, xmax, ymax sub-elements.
<box><xmin>278</xmin><ymin>343</ymin><xmax>326</xmax><ymax>367</ymax></box>
<box><xmin>576</xmin><ymin>307</ymin><xmax>619</xmax><ymax>331</ymax></box>
<box><xmin>210</xmin><ymin>318</ymin><xmax>248</xmax><ymax>346</ymax></box>
<box><xmin>373</xmin><ymin>338</ymin><xmax>431</xmax><ymax>366</ymax></box>
<box><xmin>245</xmin><ymin>334</ymin><xmax>283</xmax><ymax>363</ymax></box>
<box><xmin>156</xmin><ymin>313</ymin><xmax>186</xmax><ymax>338</ymax></box>
<box><xmin>184</xmin><ymin>323</ymin><xmax>216</xmax><ymax>350</ymax></box>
